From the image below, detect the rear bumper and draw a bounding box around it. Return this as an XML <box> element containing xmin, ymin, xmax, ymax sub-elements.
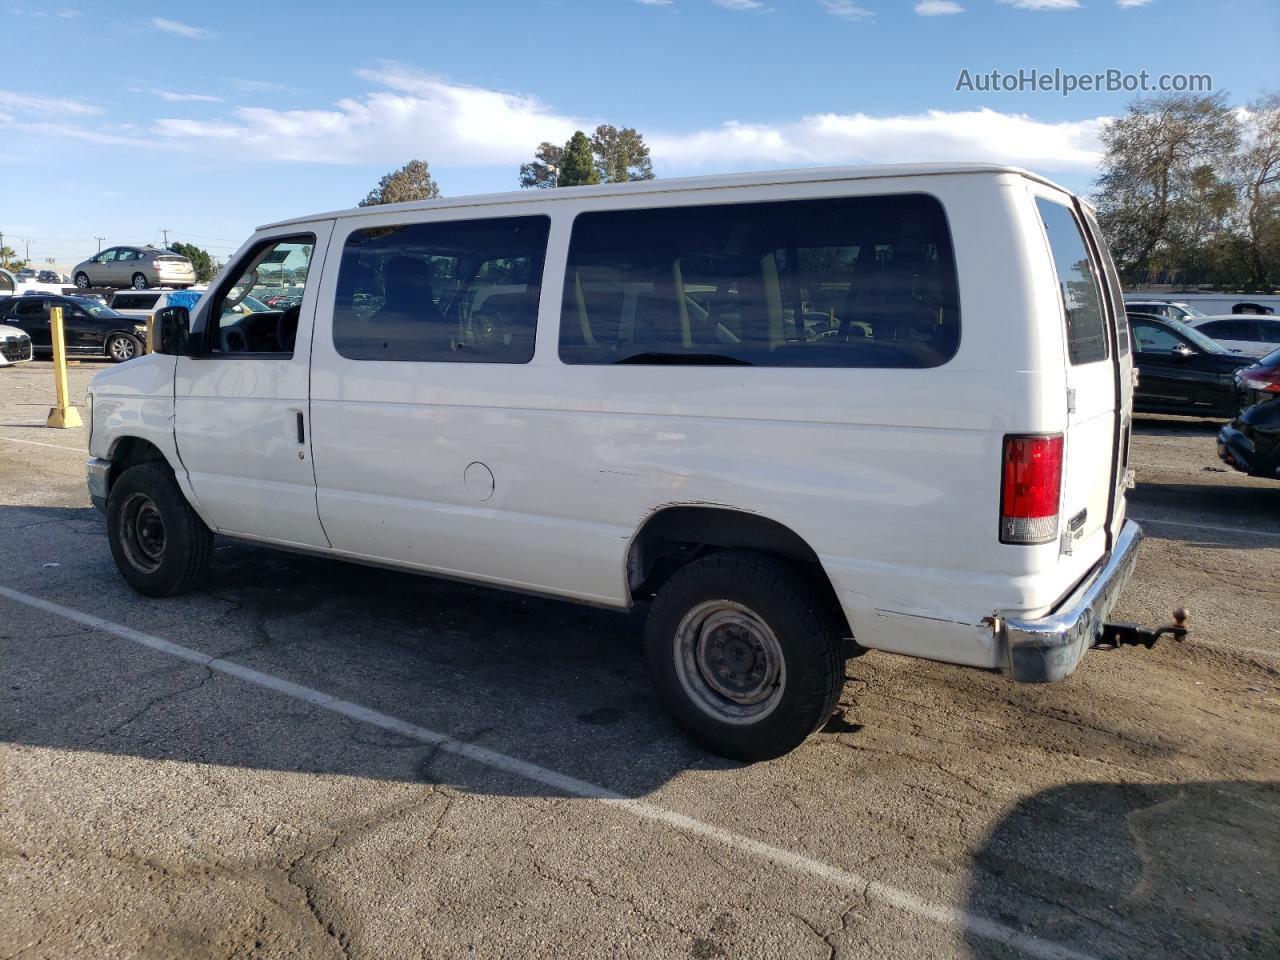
<box><xmin>87</xmin><ymin>457</ymin><xmax>110</xmax><ymax>513</ymax></box>
<box><xmin>1000</xmin><ymin>520</ymin><xmax>1143</xmax><ymax>682</ymax></box>
<box><xmin>1217</xmin><ymin>422</ymin><xmax>1255</xmax><ymax>474</ymax></box>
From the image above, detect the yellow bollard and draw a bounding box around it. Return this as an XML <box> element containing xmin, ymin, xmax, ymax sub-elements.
<box><xmin>46</xmin><ymin>306</ymin><xmax>83</xmax><ymax>429</ymax></box>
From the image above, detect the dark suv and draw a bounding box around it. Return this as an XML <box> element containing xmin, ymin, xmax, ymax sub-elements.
<box><xmin>0</xmin><ymin>295</ymin><xmax>149</xmax><ymax>362</ymax></box>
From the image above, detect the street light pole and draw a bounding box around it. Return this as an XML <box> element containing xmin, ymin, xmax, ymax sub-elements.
<box><xmin>95</xmin><ymin>236</ymin><xmax>105</xmax><ymax>253</ymax></box>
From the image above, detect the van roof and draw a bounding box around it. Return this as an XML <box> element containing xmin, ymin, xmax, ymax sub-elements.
<box><xmin>257</xmin><ymin>162</ymin><xmax>1074</xmax><ymax>231</ymax></box>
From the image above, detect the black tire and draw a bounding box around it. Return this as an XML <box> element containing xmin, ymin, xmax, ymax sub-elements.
<box><xmin>74</xmin><ymin>272</ymin><xmax>91</xmax><ymax>289</ymax></box>
<box><xmin>131</xmin><ymin>273</ymin><xmax>149</xmax><ymax>290</ymax></box>
<box><xmin>107</xmin><ymin>462</ymin><xmax>213</xmax><ymax>597</ymax></box>
<box><xmin>106</xmin><ymin>333</ymin><xmax>142</xmax><ymax>363</ymax></box>
<box><xmin>644</xmin><ymin>550</ymin><xmax>845</xmax><ymax>762</ymax></box>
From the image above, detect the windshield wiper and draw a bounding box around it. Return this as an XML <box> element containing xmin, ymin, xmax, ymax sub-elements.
<box><xmin>613</xmin><ymin>351</ymin><xmax>753</xmax><ymax>366</ymax></box>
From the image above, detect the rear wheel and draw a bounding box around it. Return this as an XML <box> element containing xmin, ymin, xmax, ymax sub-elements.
<box><xmin>74</xmin><ymin>272</ymin><xmax>90</xmax><ymax>289</ymax></box>
<box><xmin>131</xmin><ymin>273</ymin><xmax>149</xmax><ymax>290</ymax></box>
<box><xmin>644</xmin><ymin>550</ymin><xmax>845</xmax><ymax>762</ymax></box>
<box><xmin>107</xmin><ymin>462</ymin><xmax>212</xmax><ymax>596</ymax></box>
<box><xmin>106</xmin><ymin>333</ymin><xmax>141</xmax><ymax>363</ymax></box>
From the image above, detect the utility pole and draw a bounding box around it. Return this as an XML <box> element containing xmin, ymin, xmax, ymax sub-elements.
<box><xmin>160</xmin><ymin>228</ymin><xmax>170</xmax><ymax>247</ymax></box>
<box><xmin>95</xmin><ymin>236</ymin><xmax>105</xmax><ymax>253</ymax></box>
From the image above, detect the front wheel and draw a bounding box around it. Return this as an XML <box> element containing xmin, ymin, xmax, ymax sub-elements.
<box><xmin>131</xmin><ymin>273</ymin><xmax>149</xmax><ymax>290</ymax></box>
<box><xmin>74</xmin><ymin>272</ymin><xmax>91</xmax><ymax>289</ymax></box>
<box><xmin>106</xmin><ymin>333</ymin><xmax>141</xmax><ymax>363</ymax></box>
<box><xmin>107</xmin><ymin>462</ymin><xmax>213</xmax><ymax>596</ymax></box>
<box><xmin>644</xmin><ymin>551</ymin><xmax>845</xmax><ymax>762</ymax></box>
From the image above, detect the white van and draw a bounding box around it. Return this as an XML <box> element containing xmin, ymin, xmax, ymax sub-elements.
<box><xmin>85</xmin><ymin>163</ymin><xmax>1153</xmax><ymax>761</ymax></box>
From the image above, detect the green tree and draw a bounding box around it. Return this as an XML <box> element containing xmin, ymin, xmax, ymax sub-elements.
<box><xmin>359</xmin><ymin>159</ymin><xmax>442</xmax><ymax>207</ymax></box>
<box><xmin>1094</xmin><ymin>93</ymin><xmax>1241</xmax><ymax>285</ymax></box>
<box><xmin>169</xmin><ymin>241</ymin><xmax>216</xmax><ymax>283</ymax></box>
<box><xmin>1238</xmin><ymin>93</ymin><xmax>1280</xmax><ymax>290</ymax></box>
<box><xmin>520</xmin><ymin>125</ymin><xmax>655</xmax><ymax>189</ymax></box>
<box><xmin>557</xmin><ymin>131</ymin><xmax>601</xmax><ymax>188</ymax></box>
<box><xmin>519</xmin><ymin>141</ymin><xmax>564</xmax><ymax>189</ymax></box>
<box><xmin>590</xmin><ymin>124</ymin><xmax>654</xmax><ymax>183</ymax></box>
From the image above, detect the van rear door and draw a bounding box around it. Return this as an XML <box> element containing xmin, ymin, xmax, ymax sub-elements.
<box><xmin>1032</xmin><ymin>194</ymin><xmax>1121</xmax><ymax>562</ymax></box>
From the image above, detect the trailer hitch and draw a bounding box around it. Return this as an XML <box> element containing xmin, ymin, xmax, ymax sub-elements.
<box><xmin>1095</xmin><ymin>607</ymin><xmax>1189</xmax><ymax>650</ymax></box>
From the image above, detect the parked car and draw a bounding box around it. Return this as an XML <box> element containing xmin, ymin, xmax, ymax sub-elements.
<box><xmin>1231</xmin><ymin>302</ymin><xmax>1275</xmax><ymax>315</ymax></box>
<box><xmin>0</xmin><ymin>294</ymin><xmax>148</xmax><ymax>362</ymax></box>
<box><xmin>85</xmin><ymin>162</ymin><xmax>1173</xmax><ymax>761</ymax></box>
<box><xmin>16</xmin><ymin>268</ymin><xmax>36</xmax><ymax>282</ymax></box>
<box><xmin>0</xmin><ymin>269</ymin><xmax>14</xmax><ymax>293</ymax></box>
<box><xmin>71</xmin><ymin>246</ymin><xmax>195</xmax><ymax>291</ymax></box>
<box><xmin>109</xmin><ymin>289</ymin><xmax>203</xmax><ymax>319</ymax></box>
<box><xmin>35</xmin><ymin>269</ymin><xmax>60</xmax><ymax>284</ymax></box>
<box><xmin>1218</xmin><ymin>398</ymin><xmax>1280</xmax><ymax>478</ymax></box>
<box><xmin>1122</xmin><ymin>298</ymin><xmax>1206</xmax><ymax>323</ymax></box>
<box><xmin>1231</xmin><ymin>347</ymin><xmax>1280</xmax><ymax>410</ymax></box>
<box><xmin>1129</xmin><ymin>313</ymin><xmax>1254</xmax><ymax>417</ymax></box>
<box><xmin>0</xmin><ymin>322</ymin><xmax>33</xmax><ymax>366</ymax></box>
<box><xmin>1186</xmin><ymin>315</ymin><xmax>1280</xmax><ymax>358</ymax></box>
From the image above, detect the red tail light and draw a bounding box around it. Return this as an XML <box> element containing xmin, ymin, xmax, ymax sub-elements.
<box><xmin>1241</xmin><ymin>373</ymin><xmax>1280</xmax><ymax>394</ymax></box>
<box><xmin>1000</xmin><ymin>434</ymin><xmax>1064</xmax><ymax>545</ymax></box>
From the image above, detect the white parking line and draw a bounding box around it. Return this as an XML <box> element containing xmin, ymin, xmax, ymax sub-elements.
<box><xmin>0</xmin><ymin>583</ymin><xmax>1097</xmax><ymax>960</ymax></box>
<box><xmin>1131</xmin><ymin>515</ymin><xmax>1280</xmax><ymax>539</ymax></box>
<box><xmin>0</xmin><ymin>436</ymin><xmax>84</xmax><ymax>453</ymax></box>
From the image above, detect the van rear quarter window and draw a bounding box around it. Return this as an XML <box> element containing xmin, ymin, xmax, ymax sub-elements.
<box><xmin>1036</xmin><ymin>198</ymin><xmax>1109</xmax><ymax>365</ymax></box>
<box><xmin>332</xmin><ymin>216</ymin><xmax>550</xmax><ymax>364</ymax></box>
<box><xmin>558</xmin><ymin>193</ymin><xmax>960</xmax><ymax>368</ymax></box>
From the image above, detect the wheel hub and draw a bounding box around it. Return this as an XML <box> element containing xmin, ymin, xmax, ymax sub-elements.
<box><xmin>674</xmin><ymin>600</ymin><xmax>786</xmax><ymax>724</ymax></box>
<box><xmin>119</xmin><ymin>493</ymin><xmax>166</xmax><ymax>572</ymax></box>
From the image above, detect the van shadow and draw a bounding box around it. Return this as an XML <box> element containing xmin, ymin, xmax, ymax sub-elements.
<box><xmin>1</xmin><ymin>505</ymin><xmax>746</xmax><ymax>799</ymax></box>
<box><xmin>964</xmin><ymin>780</ymin><xmax>1280</xmax><ymax>959</ymax></box>
<box><xmin>1130</xmin><ymin>478</ymin><xmax>1280</xmax><ymax>521</ymax></box>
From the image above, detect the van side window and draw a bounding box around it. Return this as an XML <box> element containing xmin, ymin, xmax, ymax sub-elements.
<box><xmin>1036</xmin><ymin>198</ymin><xmax>1109</xmax><ymax>365</ymax></box>
<box><xmin>558</xmin><ymin>194</ymin><xmax>960</xmax><ymax>368</ymax></box>
<box><xmin>207</xmin><ymin>236</ymin><xmax>315</xmax><ymax>356</ymax></box>
<box><xmin>331</xmin><ymin>216</ymin><xmax>550</xmax><ymax>364</ymax></box>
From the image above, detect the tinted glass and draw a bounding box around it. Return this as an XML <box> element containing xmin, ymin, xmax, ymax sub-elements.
<box><xmin>14</xmin><ymin>300</ymin><xmax>43</xmax><ymax>318</ymax></box>
<box><xmin>558</xmin><ymin>194</ymin><xmax>960</xmax><ymax>368</ymax></box>
<box><xmin>1200</xmin><ymin>319</ymin><xmax>1254</xmax><ymax>339</ymax></box>
<box><xmin>332</xmin><ymin>216</ymin><xmax>550</xmax><ymax>363</ymax></box>
<box><xmin>1036</xmin><ymin>198</ymin><xmax>1108</xmax><ymax>365</ymax></box>
<box><xmin>112</xmin><ymin>294</ymin><xmax>160</xmax><ymax>310</ymax></box>
<box><xmin>1131</xmin><ymin>320</ymin><xmax>1182</xmax><ymax>353</ymax></box>
<box><xmin>1260</xmin><ymin>321</ymin><xmax>1280</xmax><ymax>344</ymax></box>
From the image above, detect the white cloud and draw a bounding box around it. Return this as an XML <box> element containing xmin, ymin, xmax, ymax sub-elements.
<box><xmin>915</xmin><ymin>0</ymin><xmax>964</xmax><ymax>14</ymax></box>
<box><xmin>819</xmin><ymin>0</ymin><xmax>874</xmax><ymax>20</ymax></box>
<box><xmin>712</xmin><ymin>0</ymin><xmax>765</xmax><ymax>9</ymax></box>
<box><xmin>997</xmin><ymin>0</ymin><xmax>1080</xmax><ymax>8</ymax></box>
<box><xmin>635</xmin><ymin>0</ymin><xmax>673</xmax><ymax>5</ymax></box>
<box><xmin>1115</xmin><ymin>0</ymin><xmax>1153</xmax><ymax>6</ymax></box>
<box><xmin>56</xmin><ymin>8</ymin><xmax>79</xmax><ymax>17</ymax></box>
<box><xmin>650</xmin><ymin>108</ymin><xmax>1104</xmax><ymax>172</ymax></box>
<box><xmin>151</xmin><ymin>17</ymin><xmax>214</xmax><ymax>39</ymax></box>
<box><xmin>0</xmin><ymin>90</ymin><xmax>100</xmax><ymax>115</ymax></box>
<box><xmin>151</xmin><ymin>89</ymin><xmax>225</xmax><ymax>103</ymax></box>
<box><xmin>146</xmin><ymin>63</ymin><xmax>1104</xmax><ymax>176</ymax></box>
<box><xmin>228</xmin><ymin>77</ymin><xmax>299</xmax><ymax>95</ymax></box>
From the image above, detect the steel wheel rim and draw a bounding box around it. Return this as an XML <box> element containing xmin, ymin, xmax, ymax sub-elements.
<box><xmin>673</xmin><ymin>600</ymin><xmax>785</xmax><ymax>725</ymax></box>
<box><xmin>118</xmin><ymin>492</ymin><xmax>166</xmax><ymax>573</ymax></box>
<box><xmin>109</xmin><ymin>337</ymin><xmax>135</xmax><ymax>361</ymax></box>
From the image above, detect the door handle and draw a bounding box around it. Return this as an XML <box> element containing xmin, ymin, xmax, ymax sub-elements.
<box><xmin>296</xmin><ymin>411</ymin><xmax>305</xmax><ymax>444</ymax></box>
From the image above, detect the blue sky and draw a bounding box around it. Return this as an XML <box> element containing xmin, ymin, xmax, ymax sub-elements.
<box><xmin>1</xmin><ymin>0</ymin><xmax>1276</xmax><ymax>265</ymax></box>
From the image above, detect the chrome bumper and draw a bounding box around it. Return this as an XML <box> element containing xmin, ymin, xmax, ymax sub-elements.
<box><xmin>87</xmin><ymin>457</ymin><xmax>111</xmax><ymax>513</ymax></box>
<box><xmin>1001</xmin><ymin>520</ymin><xmax>1143</xmax><ymax>683</ymax></box>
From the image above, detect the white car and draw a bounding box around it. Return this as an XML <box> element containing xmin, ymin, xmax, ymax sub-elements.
<box><xmin>85</xmin><ymin>162</ymin><xmax>1158</xmax><ymax>761</ymax></box>
<box><xmin>0</xmin><ymin>321</ymin><xmax>34</xmax><ymax>366</ymax></box>
<box><xmin>1122</xmin><ymin>298</ymin><xmax>1206</xmax><ymax>323</ymax></box>
<box><xmin>1187</xmin><ymin>315</ymin><xmax>1280</xmax><ymax>358</ymax></box>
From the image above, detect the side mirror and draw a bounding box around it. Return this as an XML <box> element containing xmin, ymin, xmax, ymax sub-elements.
<box><xmin>154</xmin><ymin>306</ymin><xmax>196</xmax><ymax>356</ymax></box>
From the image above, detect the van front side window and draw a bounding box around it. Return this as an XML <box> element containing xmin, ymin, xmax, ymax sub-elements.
<box><xmin>209</xmin><ymin>236</ymin><xmax>315</xmax><ymax>356</ymax></box>
<box><xmin>558</xmin><ymin>194</ymin><xmax>960</xmax><ymax>368</ymax></box>
<box><xmin>331</xmin><ymin>216</ymin><xmax>550</xmax><ymax>363</ymax></box>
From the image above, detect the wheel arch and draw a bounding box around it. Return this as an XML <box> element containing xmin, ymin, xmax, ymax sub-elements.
<box><xmin>625</xmin><ymin>505</ymin><xmax>853</xmax><ymax>639</ymax></box>
<box><xmin>106</xmin><ymin>436</ymin><xmax>172</xmax><ymax>493</ymax></box>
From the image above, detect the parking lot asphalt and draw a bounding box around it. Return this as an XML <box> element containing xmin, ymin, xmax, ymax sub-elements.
<box><xmin>1</xmin><ymin>361</ymin><xmax>1277</xmax><ymax>960</ymax></box>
